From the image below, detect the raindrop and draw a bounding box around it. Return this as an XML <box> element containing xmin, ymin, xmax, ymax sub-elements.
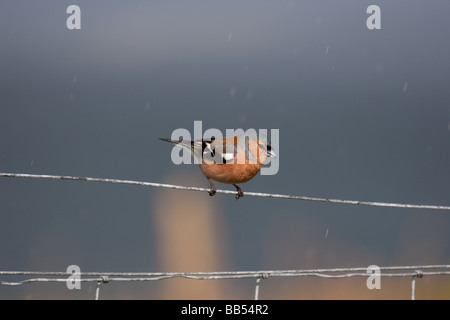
<box><xmin>316</xmin><ymin>16</ymin><xmax>323</xmax><ymax>25</ymax></box>
<box><xmin>375</xmin><ymin>62</ymin><xmax>384</xmax><ymax>74</ymax></box>
<box><xmin>229</xmin><ymin>87</ymin><xmax>236</xmax><ymax>98</ymax></box>
<box><xmin>287</xmin><ymin>0</ymin><xmax>296</xmax><ymax>10</ymax></box>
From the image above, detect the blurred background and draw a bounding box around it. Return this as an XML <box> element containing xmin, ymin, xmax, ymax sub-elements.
<box><xmin>1</xmin><ymin>0</ymin><xmax>449</xmax><ymax>299</ymax></box>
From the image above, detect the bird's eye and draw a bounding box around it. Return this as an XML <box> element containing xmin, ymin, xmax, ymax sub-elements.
<box><xmin>267</xmin><ymin>144</ymin><xmax>272</xmax><ymax>152</ymax></box>
<box><xmin>258</xmin><ymin>143</ymin><xmax>266</xmax><ymax>150</ymax></box>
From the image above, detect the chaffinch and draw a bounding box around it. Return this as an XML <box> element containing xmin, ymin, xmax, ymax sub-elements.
<box><xmin>160</xmin><ymin>135</ymin><xmax>276</xmax><ymax>200</ymax></box>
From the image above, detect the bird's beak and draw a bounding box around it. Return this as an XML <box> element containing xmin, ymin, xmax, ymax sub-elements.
<box><xmin>267</xmin><ymin>150</ymin><xmax>277</xmax><ymax>159</ymax></box>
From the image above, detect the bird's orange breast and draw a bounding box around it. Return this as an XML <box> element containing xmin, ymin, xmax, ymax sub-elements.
<box><xmin>199</xmin><ymin>162</ymin><xmax>263</xmax><ymax>184</ymax></box>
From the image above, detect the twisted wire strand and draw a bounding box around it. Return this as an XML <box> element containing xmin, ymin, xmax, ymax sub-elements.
<box><xmin>1</xmin><ymin>173</ymin><xmax>449</xmax><ymax>211</ymax></box>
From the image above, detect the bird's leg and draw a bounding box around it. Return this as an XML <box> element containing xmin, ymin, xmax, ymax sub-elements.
<box><xmin>233</xmin><ymin>184</ymin><xmax>244</xmax><ymax>200</ymax></box>
<box><xmin>207</xmin><ymin>178</ymin><xmax>216</xmax><ymax>196</ymax></box>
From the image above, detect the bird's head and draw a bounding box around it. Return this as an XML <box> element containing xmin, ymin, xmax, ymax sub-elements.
<box><xmin>256</xmin><ymin>140</ymin><xmax>277</xmax><ymax>166</ymax></box>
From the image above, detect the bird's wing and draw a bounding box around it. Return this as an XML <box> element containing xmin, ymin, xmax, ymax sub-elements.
<box><xmin>204</xmin><ymin>138</ymin><xmax>237</xmax><ymax>164</ymax></box>
<box><xmin>160</xmin><ymin>137</ymin><xmax>244</xmax><ymax>164</ymax></box>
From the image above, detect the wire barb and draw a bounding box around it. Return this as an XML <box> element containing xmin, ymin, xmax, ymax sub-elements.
<box><xmin>254</xmin><ymin>273</ymin><xmax>269</xmax><ymax>300</ymax></box>
<box><xmin>95</xmin><ymin>281</ymin><xmax>102</xmax><ymax>300</ymax></box>
<box><xmin>254</xmin><ymin>277</ymin><xmax>261</xmax><ymax>300</ymax></box>
<box><xmin>411</xmin><ymin>270</ymin><xmax>424</xmax><ymax>300</ymax></box>
<box><xmin>1</xmin><ymin>173</ymin><xmax>449</xmax><ymax>211</ymax></box>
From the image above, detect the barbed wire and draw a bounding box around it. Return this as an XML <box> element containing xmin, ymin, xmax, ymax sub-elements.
<box><xmin>1</xmin><ymin>173</ymin><xmax>450</xmax><ymax>299</ymax></box>
<box><xmin>1</xmin><ymin>265</ymin><xmax>450</xmax><ymax>300</ymax></box>
<box><xmin>1</xmin><ymin>173</ymin><xmax>450</xmax><ymax>211</ymax></box>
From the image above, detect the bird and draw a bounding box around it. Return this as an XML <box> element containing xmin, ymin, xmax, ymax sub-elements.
<box><xmin>159</xmin><ymin>135</ymin><xmax>276</xmax><ymax>200</ymax></box>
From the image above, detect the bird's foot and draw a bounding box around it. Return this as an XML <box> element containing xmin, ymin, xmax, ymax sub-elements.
<box><xmin>233</xmin><ymin>184</ymin><xmax>244</xmax><ymax>200</ymax></box>
<box><xmin>207</xmin><ymin>178</ymin><xmax>217</xmax><ymax>196</ymax></box>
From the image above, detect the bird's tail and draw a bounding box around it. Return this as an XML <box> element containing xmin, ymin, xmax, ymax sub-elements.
<box><xmin>159</xmin><ymin>138</ymin><xmax>206</xmax><ymax>162</ymax></box>
<box><xmin>158</xmin><ymin>138</ymin><xmax>180</xmax><ymax>145</ymax></box>
<box><xmin>158</xmin><ymin>138</ymin><xmax>193</xmax><ymax>151</ymax></box>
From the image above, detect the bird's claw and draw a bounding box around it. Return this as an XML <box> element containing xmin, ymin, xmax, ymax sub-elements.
<box><xmin>235</xmin><ymin>190</ymin><xmax>244</xmax><ymax>200</ymax></box>
<box><xmin>233</xmin><ymin>184</ymin><xmax>244</xmax><ymax>200</ymax></box>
